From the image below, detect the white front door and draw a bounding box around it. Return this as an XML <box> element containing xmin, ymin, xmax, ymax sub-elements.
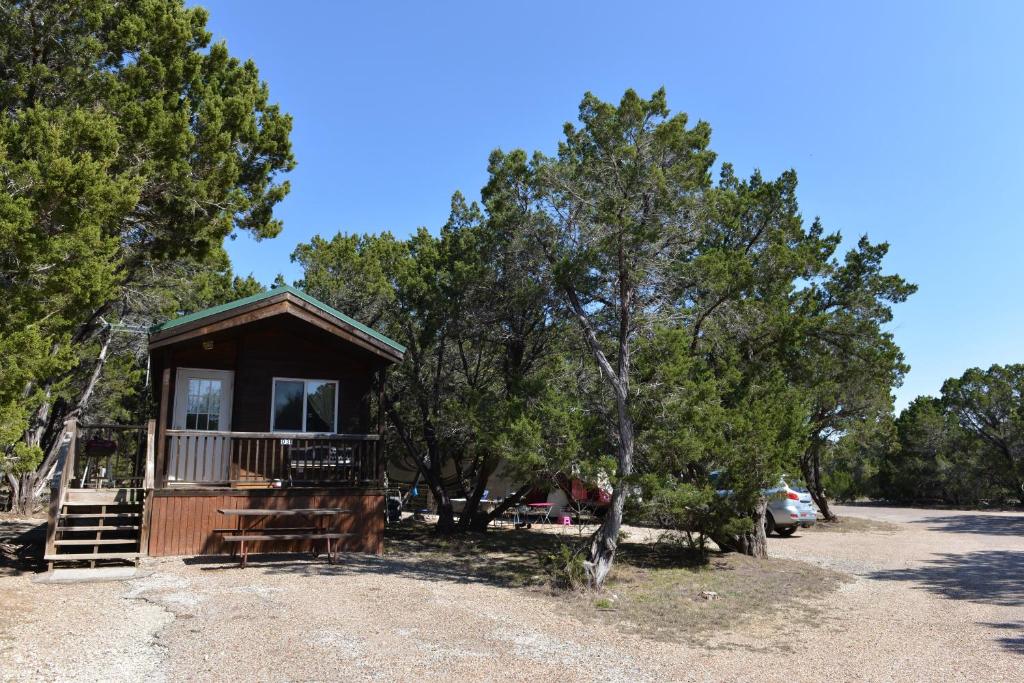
<box><xmin>169</xmin><ymin>368</ymin><xmax>234</xmax><ymax>482</ymax></box>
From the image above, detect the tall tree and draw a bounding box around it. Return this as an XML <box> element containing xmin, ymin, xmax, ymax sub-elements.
<box><xmin>0</xmin><ymin>0</ymin><xmax>294</xmax><ymax>510</ymax></box>
<box><xmin>680</xmin><ymin>166</ymin><xmax>827</xmax><ymax>557</ymax></box>
<box><xmin>942</xmin><ymin>364</ymin><xmax>1024</xmax><ymax>497</ymax></box>
<box><xmin>787</xmin><ymin>237</ymin><xmax>915</xmax><ymax>520</ymax></box>
<box><xmin>486</xmin><ymin>89</ymin><xmax>716</xmax><ymax>585</ymax></box>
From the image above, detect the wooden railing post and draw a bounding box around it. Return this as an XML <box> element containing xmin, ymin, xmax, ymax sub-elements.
<box><xmin>143</xmin><ymin>419</ymin><xmax>156</xmax><ymax>490</ymax></box>
<box><xmin>154</xmin><ymin>367</ymin><xmax>171</xmax><ymax>488</ymax></box>
<box><xmin>44</xmin><ymin>418</ymin><xmax>77</xmax><ymax>564</ymax></box>
<box><xmin>377</xmin><ymin>367</ymin><xmax>386</xmax><ymax>487</ymax></box>
<box><xmin>138</xmin><ymin>419</ymin><xmax>157</xmax><ymax>556</ymax></box>
<box><xmin>374</xmin><ymin>439</ymin><xmax>382</xmax><ymax>488</ymax></box>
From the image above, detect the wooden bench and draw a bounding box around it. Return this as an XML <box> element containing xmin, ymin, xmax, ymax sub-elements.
<box><xmin>220</xmin><ymin>531</ymin><xmax>353</xmax><ymax>567</ymax></box>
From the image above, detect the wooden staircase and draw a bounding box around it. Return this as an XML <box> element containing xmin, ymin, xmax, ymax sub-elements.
<box><xmin>44</xmin><ymin>418</ymin><xmax>156</xmax><ymax>574</ymax></box>
<box><xmin>45</xmin><ymin>488</ymin><xmax>145</xmax><ymax>568</ymax></box>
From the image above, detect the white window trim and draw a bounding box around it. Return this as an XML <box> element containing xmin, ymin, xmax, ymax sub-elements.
<box><xmin>270</xmin><ymin>377</ymin><xmax>339</xmax><ymax>434</ymax></box>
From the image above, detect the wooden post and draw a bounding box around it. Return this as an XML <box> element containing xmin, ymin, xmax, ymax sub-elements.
<box><xmin>154</xmin><ymin>367</ymin><xmax>171</xmax><ymax>488</ymax></box>
<box><xmin>143</xmin><ymin>419</ymin><xmax>156</xmax><ymax>490</ymax></box>
<box><xmin>44</xmin><ymin>418</ymin><xmax>77</xmax><ymax>564</ymax></box>
<box><xmin>376</xmin><ymin>368</ymin><xmax>386</xmax><ymax>487</ymax></box>
<box><xmin>377</xmin><ymin>367</ymin><xmax>386</xmax><ymax>436</ymax></box>
<box><xmin>138</xmin><ymin>419</ymin><xmax>157</xmax><ymax>557</ymax></box>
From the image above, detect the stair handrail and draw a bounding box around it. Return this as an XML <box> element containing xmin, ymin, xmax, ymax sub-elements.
<box><xmin>44</xmin><ymin>417</ymin><xmax>78</xmax><ymax>560</ymax></box>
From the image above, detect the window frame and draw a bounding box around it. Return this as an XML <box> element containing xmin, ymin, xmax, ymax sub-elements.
<box><xmin>270</xmin><ymin>377</ymin><xmax>339</xmax><ymax>434</ymax></box>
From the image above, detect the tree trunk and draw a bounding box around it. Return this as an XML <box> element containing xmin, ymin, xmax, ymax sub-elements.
<box><xmin>383</xmin><ymin>397</ymin><xmax>455</xmax><ymax>534</ymax></box>
<box><xmin>584</xmin><ymin>480</ymin><xmax>626</xmax><ymax>587</ymax></box>
<box><xmin>434</xmin><ymin>503</ymin><xmax>456</xmax><ymax>533</ymax></box>
<box><xmin>455</xmin><ymin>456</ymin><xmax>490</xmax><ymax>532</ymax></box>
<box><xmin>558</xmin><ymin>275</ymin><xmax>636</xmax><ymax>589</ymax></box>
<box><xmin>712</xmin><ymin>497</ymin><xmax>769</xmax><ymax>558</ymax></box>
<box><xmin>456</xmin><ymin>453</ymin><xmax>504</xmax><ymax>532</ymax></box>
<box><xmin>800</xmin><ymin>443</ymin><xmax>836</xmax><ymax>522</ymax></box>
<box><xmin>468</xmin><ymin>483</ymin><xmax>532</xmax><ymax>531</ymax></box>
<box><xmin>6</xmin><ymin>473</ymin><xmax>24</xmax><ymax>514</ymax></box>
<box><xmin>584</xmin><ymin>384</ymin><xmax>634</xmax><ymax>588</ymax></box>
<box><xmin>13</xmin><ymin>331</ymin><xmax>113</xmax><ymax>507</ymax></box>
<box><xmin>737</xmin><ymin>497</ymin><xmax>769</xmax><ymax>558</ymax></box>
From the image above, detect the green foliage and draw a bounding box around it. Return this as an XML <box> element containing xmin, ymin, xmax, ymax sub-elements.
<box><xmin>541</xmin><ymin>542</ymin><xmax>588</xmax><ymax>591</ymax></box>
<box><xmin>942</xmin><ymin>364</ymin><xmax>1024</xmax><ymax>492</ymax></box>
<box><xmin>634</xmin><ymin>473</ymin><xmax>716</xmax><ymax>554</ymax></box>
<box><xmin>281</xmin><ymin>87</ymin><xmax>910</xmax><ymax>555</ymax></box>
<box><xmin>292</xmin><ymin>191</ymin><xmax>562</xmax><ymax>527</ymax></box>
<box><xmin>819</xmin><ymin>416</ymin><xmax>892</xmax><ymax>501</ymax></box>
<box><xmin>1</xmin><ymin>0</ymin><xmax>292</xmax><ymax>485</ymax></box>
<box><xmin>853</xmin><ymin>364</ymin><xmax>1024</xmax><ymax>506</ymax></box>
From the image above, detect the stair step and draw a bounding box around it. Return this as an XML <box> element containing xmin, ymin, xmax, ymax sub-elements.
<box><xmin>61</xmin><ymin>502</ymin><xmax>141</xmax><ymax>507</ymax></box>
<box><xmin>64</xmin><ymin>488</ymin><xmax>143</xmax><ymax>505</ymax></box>
<box><xmin>45</xmin><ymin>552</ymin><xmax>142</xmax><ymax>561</ymax></box>
<box><xmin>58</xmin><ymin>525</ymin><xmax>140</xmax><ymax>532</ymax></box>
<box><xmin>60</xmin><ymin>513</ymin><xmax>140</xmax><ymax>519</ymax></box>
<box><xmin>54</xmin><ymin>538</ymin><xmax>140</xmax><ymax>546</ymax></box>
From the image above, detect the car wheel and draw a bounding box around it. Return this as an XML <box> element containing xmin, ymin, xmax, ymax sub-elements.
<box><xmin>777</xmin><ymin>526</ymin><xmax>797</xmax><ymax>537</ymax></box>
<box><xmin>765</xmin><ymin>513</ymin><xmax>776</xmax><ymax>537</ymax></box>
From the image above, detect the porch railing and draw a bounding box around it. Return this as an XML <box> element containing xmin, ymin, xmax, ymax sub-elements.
<box><xmin>72</xmin><ymin>423</ymin><xmax>147</xmax><ymax>489</ymax></box>
<box><xmin>162</xmin><ymin>430</ymin><xmax>382</xmax><ymax>488</ymax></box>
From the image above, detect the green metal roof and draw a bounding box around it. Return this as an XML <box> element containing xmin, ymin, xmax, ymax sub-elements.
<box><xmin>150</xmin><ymin>285</ymin><xmax>406</xmax><ymax>355</ymax></box>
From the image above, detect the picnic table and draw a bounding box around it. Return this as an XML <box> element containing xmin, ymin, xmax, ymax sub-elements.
<box><xmin>217</xmin><ymin>507</ymin><xmax>352</xmax><ymax>567</ymax></box>
<box><xmin>508</xmin><ymin>501</ymin><xmax>554</xmax><ymax>528</ymax></box>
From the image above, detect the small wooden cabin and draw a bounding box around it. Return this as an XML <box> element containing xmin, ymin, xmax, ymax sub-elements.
<box><xmin>45</xmin><ymin>285</ymin><xmax>404</xmax><ymax>567</ymax></box>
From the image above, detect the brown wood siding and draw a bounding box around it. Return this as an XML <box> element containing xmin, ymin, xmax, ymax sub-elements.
<box><xmin>155</xmin><ymin>314</ymin><xmax>383</xmax><ymax>434</ymax></box>
<box><xmin>147</xmin><ymin>488</ymin><xmax>384</xmax><ymax>557</ymax></box>
<box><xmin>232</xmin><ymin>320</ymin><xmax>375</xmax><ymax>433</ymax></box>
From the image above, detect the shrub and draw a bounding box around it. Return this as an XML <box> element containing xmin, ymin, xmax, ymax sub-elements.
<box><xmin>541</xmin><ymin>543</ymin><xmax>587</xmax><ymax>591</ymax></box>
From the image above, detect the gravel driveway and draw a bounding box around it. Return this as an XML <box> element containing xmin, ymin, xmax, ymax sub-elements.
<box><xmin>1</xmin><ymin>506</ymin><xmax>1022</xmax><ymax>682</ymax></box>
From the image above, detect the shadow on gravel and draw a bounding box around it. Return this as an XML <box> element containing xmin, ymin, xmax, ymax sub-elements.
<box><xmin>911</xmin><ymin>514</ymin><xmax>1024</xmax><ymax>536</ymax></box>
<box><xmin>869</xmin><ymin>551</ymin><xmax>1024</xmax><ymax>607</ymax></box>
<box><xmin>183</xmin><ymin>522</ymin><xmax>707</xmax><ymax>589</ymax></box>
<box><xmin>0</xmin><ymin>518</ymin><xmax>47</xmax><ymax>576</ymax></box>
<box><xmin>979</xmin><ymin>622</ymin><xmax>1024</xmax><ymax>654</ymax></box>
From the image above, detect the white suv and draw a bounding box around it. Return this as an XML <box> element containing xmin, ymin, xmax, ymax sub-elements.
<box><xmin>765</xmin><ymin>479</ymin><xmax>817</xmax><ymax>536</ymax></box>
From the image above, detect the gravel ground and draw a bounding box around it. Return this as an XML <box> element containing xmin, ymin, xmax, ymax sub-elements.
<box><xmin>1</xmin><ymin>506</ymin><xmax>1022</xmax><ymax>682</ymax></box>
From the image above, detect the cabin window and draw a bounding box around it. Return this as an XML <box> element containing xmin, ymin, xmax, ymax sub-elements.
<box><xmin>185</xmin><ymin>379</ymin><xmax>222</xmax><ymax>430</ymax></box>
<box><xmin>271</xmin><ymin>378</ymin><xmax>338</xmax><ymax>433</ymax></box>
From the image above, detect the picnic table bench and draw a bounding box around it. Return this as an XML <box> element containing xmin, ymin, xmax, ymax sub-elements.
<box><xmin>217</xmin><ymin>508</ymin><xmax>352</xmax><ymax>567</ymax></box>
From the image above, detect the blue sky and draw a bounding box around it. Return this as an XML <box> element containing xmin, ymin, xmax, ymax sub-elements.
<box><xmin>197</xmin><ymin>1</ymin><xmax>1024</xmax><ymax>411</ymax></box>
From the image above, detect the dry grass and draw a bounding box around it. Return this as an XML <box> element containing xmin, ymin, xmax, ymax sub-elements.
<box><xmin>575</xmin><ymin>553</ymin><xmax>847</xmax><ymax>644</ymax></box>
<box><xmin>384</xmin><ymin>519</ymin><xmax>848</xmax><ymax>644</ymax></box>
